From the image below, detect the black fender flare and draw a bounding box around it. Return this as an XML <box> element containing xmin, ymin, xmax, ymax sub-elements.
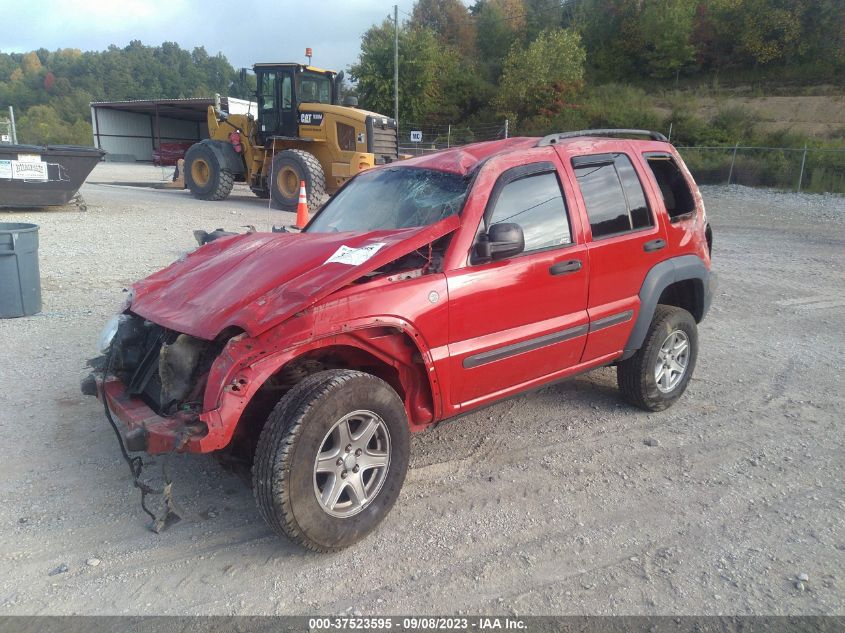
<box><xmin>623</xmin><ymin>255</ymin><xmax>714</xmax><ymax>358</ymax></box>
<box><xmin>194</xmin><ymin>139</ymin><xmax>245</xmax><ymax>176</ymax></box>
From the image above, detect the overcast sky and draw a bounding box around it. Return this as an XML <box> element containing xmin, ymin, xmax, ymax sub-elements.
<box><xmin>4</xmin><ymin>0</ymin><xmax>422</xmax><ymax>72</ymax></box>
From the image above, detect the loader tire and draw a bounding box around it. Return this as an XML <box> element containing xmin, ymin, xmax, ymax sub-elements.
<box><xmin>184</xmin><ymin>143</ymin><xmax>234</xmax><ymax>201</ymax></box>
<box><xmin>270</xmin><ymin>149</ymin><xmax>326</xmax><ymax>212</ymax></box>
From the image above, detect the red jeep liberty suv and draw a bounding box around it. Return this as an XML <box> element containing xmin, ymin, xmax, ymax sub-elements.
<box><xmin>85</xmin><ymin>129</ymin><xmax>715</xmax><ymax>551</ymax></box>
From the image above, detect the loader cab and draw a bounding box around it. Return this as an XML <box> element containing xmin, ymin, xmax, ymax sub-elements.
<box><xmin>254</xmin><ymin>63</ymin><xmax>340</xmax><ymax>143</ymax></box>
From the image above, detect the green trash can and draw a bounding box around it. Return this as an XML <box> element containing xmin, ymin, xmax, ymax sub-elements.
<box><xmin>0</xmin><ymin>222</ymin><xmax>41</xmax><ymax>318</ymax></box>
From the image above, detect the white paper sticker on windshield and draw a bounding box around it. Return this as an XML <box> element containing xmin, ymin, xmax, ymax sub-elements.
<box><xmin>324</xmin><ymin>242</ymin><xmax>387</xmax><ymax>266</ymax></box>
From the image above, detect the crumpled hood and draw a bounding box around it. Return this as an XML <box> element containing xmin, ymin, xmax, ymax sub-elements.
<box><xmin>130</xmin><ymin>215</ymin><xmax>460</xmax><ymax>340</ymax></box>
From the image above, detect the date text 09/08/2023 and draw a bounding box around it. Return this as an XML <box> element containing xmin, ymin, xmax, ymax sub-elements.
<box><xmin>308</xmin><ymin>617</ymin><xmax>527</xmax><ymax>631</ymax></box>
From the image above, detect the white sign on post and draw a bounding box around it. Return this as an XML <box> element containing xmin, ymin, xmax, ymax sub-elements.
<box><xmin>410</xmin><ymin>130</ymin><xmax>423</xmax><ymax>143</ymax></box>
<box><xmin>0</xmin><ymin>134</ymin><xmax>9</xmax><ymax>143</ymax></box>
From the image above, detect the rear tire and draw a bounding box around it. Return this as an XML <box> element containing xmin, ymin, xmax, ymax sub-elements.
<box><xmin>184</xmin><ymin>143</ymin><xmax>234</xmax><ymax>201</ymax></box>
<box><xmin>253</xmin><ymin>370</ymin><xmax>409</xmax><ymax>552</ymax></box>
<box><xmin>617</xmin><ymin>305</ymin><xmax>698</xmax><ymax>412</ymax></box>
<box><xmin>269</xmin><ymin>149</ymin><xmax>326</xmax><ymax>211</ymax></box>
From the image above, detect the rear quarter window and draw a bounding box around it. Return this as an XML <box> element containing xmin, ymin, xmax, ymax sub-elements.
<box><xmin>644</xmin><ymin>154</ymin><xmax>696</xmax><ymax>219</ymax></box>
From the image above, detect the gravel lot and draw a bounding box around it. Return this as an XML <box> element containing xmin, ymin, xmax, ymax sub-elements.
<box><xmin>0</xmin><ymin>164</ymin><xmax>843</xmax><ymax>615</ymax></box>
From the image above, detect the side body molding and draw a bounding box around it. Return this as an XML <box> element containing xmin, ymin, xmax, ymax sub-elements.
<box><xmin>623</xmin><ymin>255</ymin><xmax>713</xmax><ymax>357</ymax></box>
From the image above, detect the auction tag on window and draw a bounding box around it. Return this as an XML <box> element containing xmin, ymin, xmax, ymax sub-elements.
<box><xmin>16</xmin><ymin>154</ymin><xmax>41</xmax><ymax>162</ymax></box>
<box><xmin>0</xmin><ymin>160</ymin><xmax>11</xmax><ymax>179</ymax></box>
<box><xmin>324</xmin><ymin>242</ymin><xmax>386</xmax><ymax>266</ymax></box>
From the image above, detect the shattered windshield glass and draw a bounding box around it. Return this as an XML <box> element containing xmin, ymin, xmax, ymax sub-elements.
<box><xmin>306</xmin><ymin>167</ymin><xmax>470</xmax><ymax>233</ymax></box>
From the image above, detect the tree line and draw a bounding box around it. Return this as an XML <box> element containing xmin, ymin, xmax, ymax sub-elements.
<box><xmin>350</xmin><ymin>0</ymin><xmax>845</xmax><ymax>134</ymax></box>
<box><xmin>0</xmin><ymin>42</ymin><xmax>254</xmax><ymax>145</ymax></box>
<box><xmin>1</xmin><ymin>0</ymin><xmax>842</xmax><ymax>146</ymax></box>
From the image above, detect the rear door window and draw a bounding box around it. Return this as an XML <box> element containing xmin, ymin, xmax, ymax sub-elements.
<box><xmin>615</xmin><ymin>155</ymin><xmax>651</xmax><ymax>230</ymax></box>
<box><xmin>573</xmin><ymin>154</ymin><xmax>653</xmax><ymax>239</ymax></box>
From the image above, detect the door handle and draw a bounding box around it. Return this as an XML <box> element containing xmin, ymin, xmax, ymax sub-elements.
<box><xmin>643</xmin><ymin>238</ymin><xmax>666</xmax><ymax>252</ymax></box>
<box><xmin>549</xmin><ymin>259</ymin><xmax>582</xmax><ymax>275</ymax></box>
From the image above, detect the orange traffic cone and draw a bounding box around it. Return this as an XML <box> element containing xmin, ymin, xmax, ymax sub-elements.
<box><xmin>295</xmin><ymin>180</ymin><xmax>309</xmax><ymax>229</ymax></box>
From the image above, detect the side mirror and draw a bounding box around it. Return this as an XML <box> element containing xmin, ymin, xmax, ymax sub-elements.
<box><xmin>474</xmin><ymin>222</ymin><xmax>525</xmax><ymax>262</ymax></box>
<box><xmin>342</xmin><ymin>95</ymin><xmax>359</xmax><ymax>107</ymax></box>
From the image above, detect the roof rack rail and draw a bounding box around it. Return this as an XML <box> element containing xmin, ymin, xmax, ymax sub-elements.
<box><xmin>537</xmin><ymin>129</ymin><xmax>668</xmax><ymax>146</ymax></box>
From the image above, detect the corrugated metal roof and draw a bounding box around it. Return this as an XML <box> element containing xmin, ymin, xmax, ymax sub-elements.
<box><xmin>91</xmin><ymin>97</ymin><xmax>213</xmax><ymax>106</ymax></box>
<box><xmin>90</xmin><ymin>97</ymin><xmax>255</xmax><ymax>122</ymax></box>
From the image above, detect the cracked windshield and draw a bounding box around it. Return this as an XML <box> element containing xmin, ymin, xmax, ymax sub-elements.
<box><xmin>307</xmin><ymin>167</ymin><xmax>469</xmax><ymax>232</ymax></box>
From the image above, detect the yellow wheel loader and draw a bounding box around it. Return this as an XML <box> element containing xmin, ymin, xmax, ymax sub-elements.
<box><xmin>184</xmin><ymin>63</ymin><xmax>398</xmax><ymax>211</ymax></box>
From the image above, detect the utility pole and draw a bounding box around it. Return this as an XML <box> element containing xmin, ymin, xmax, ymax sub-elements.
<box><xmin>727</xmin><ymin>142</ymin><xmax>739</xmax><ymax>185</ymax></box>
<box><xmin>797</xmin><ymin>143</ymin><xmax>808</xmax><ymax>193</ymax></box>
<box><xmin>9</xmin><ymin>106</ymin><xmax>17</xmax><ymax>144</ymax></box>
<box><xmin>393</xmin><ymin>5</ymin><xmax>399</xmax><ymax>131</ymax></box>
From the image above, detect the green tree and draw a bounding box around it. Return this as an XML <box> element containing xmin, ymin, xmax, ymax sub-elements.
<box><xmin>495</xmin><ymin>28</ymin><xmax>586</xmax><ymax>122</ymax></box>
<box><xmin>524</xmin><ymin>0</ymin><xmax>565</xmax><ymax>42</ymax></box>
<box><xmin>473</xmin><ymin>0</ymin><xmax>523</xmax><ymax>83</ymax></box>
<box><xmin>410</xmin><ymin>0</ymin><xmax>477</xmax><ymax>57</ymax></box>
<box><xmin>571</xmin><ymin>0</ymin><xmax>645</xmax><ymax>81</ymax></box>
<box><xmin>640</xmin><ymin>0</ymin><xmax>697</xmax><ymax>78</ymax></box>
<box><xmin>349</xmin><ymin>19</ymin><xmax>442</xmax><ymax>124</ymax></box>
<box><xmin>17</xmin><ymin>104</ymin><xmax>91</xmax><ymax>145</ymax></box>
<box><xmin>707</xmin><ymin>0</ymin><xmax>805</xmax><ymax>67</ymax></box>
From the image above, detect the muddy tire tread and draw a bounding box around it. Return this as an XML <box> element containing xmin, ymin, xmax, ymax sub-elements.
<box><xmin>270</xmin><ymin>149</ymin><xmax>326</xmax><ymax>211</ymax></box>
<box><xmin>617</xmin><ymin>304</ymin><xmax>697</xmax><ymax>412</ymax></box>
<box><xmin>207</xmin><ymin>169</ymin><xmax>234</xmax><ymax>201</ymax></box>
<box><xmin>253</xmin><ymin>370</ymin><xmax>382</xmax><ymax>553</ymax></box>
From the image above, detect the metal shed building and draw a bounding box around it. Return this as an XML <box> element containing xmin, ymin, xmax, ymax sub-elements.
<box><xmin>90</xmin><ymin>97</ymin><xmax>255</xmax><ymax>162</ymax></box>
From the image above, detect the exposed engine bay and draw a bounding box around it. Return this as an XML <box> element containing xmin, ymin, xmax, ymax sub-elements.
<box><xmin>99</xmin><ymin>315</ymin><xmax>223</xmax><ymax>416</ymax></box>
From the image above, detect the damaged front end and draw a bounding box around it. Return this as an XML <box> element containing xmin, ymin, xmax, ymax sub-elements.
<box><xmin>83</xmin><ymin>312</ymin><xmax>225</xmax><ymax>455</ymax></box>
<box><xmin>82</xmin><ymin>312</ymin><xmax>235</xmax><ymax>532</ymax></box>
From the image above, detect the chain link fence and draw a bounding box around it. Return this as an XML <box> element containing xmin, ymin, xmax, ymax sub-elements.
<box><xmin>675</xmin><ymin>146</ymin><xmax>845</xmax><ymax>194</ymax></box>
<box><xmin>0</xmin><ymin>118</ymin><xmax>13</xmax><ymax>144</ymax></box>
<box><xmin>397</xmin><ymin>121</ymin><xmax>508</xmax><ymax>156</ymax></box>
<box><xmin>395</xmin><ymin>121</ymin><xmax>845</xmax><ymax>195</ymax></box>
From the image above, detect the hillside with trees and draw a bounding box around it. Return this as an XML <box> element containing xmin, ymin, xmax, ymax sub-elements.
<box><xmin>0</xmin><ymin>42</ymin><xmax>253</xmax><ymax>145</ymax></box>
<box><xmin>350</xmin><ymin>0</ymin><xmax>844</xmax><ymax>141</ymax></box>
<box><xmin>349</xmin><ymin>0</ymin><xmax>844</xmax><ymax>192</ymax></box>
<box><xmin>1</xmin><ymin>0</ymin><xmax>842</xmax><ymax>160</ymax></box>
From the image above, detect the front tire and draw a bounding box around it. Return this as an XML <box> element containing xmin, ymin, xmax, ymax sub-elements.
<box><xmin>617</xmin><ymin>305</ymin><xmax>698</xmax><ymax>411</ymax></box>
<box><xmin>253</xmin><ymin>370</ymin><xmax>410</xmax><ymax>552</ymax></box>
<box><xmin>184</xmin><ymin>143</ymin><xmax>234</xmax><ymax>201</ymax></box>
<box><xmin>269</xmin><ymin>149</ymin><xmax>326</xmax><ymax>212</ymax></box>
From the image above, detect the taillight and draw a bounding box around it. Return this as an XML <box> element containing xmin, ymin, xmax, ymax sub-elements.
<box><xmin>229</xmin><ymin>132</ymin><xmax>242</xmax><ymax>153</ymax></box>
